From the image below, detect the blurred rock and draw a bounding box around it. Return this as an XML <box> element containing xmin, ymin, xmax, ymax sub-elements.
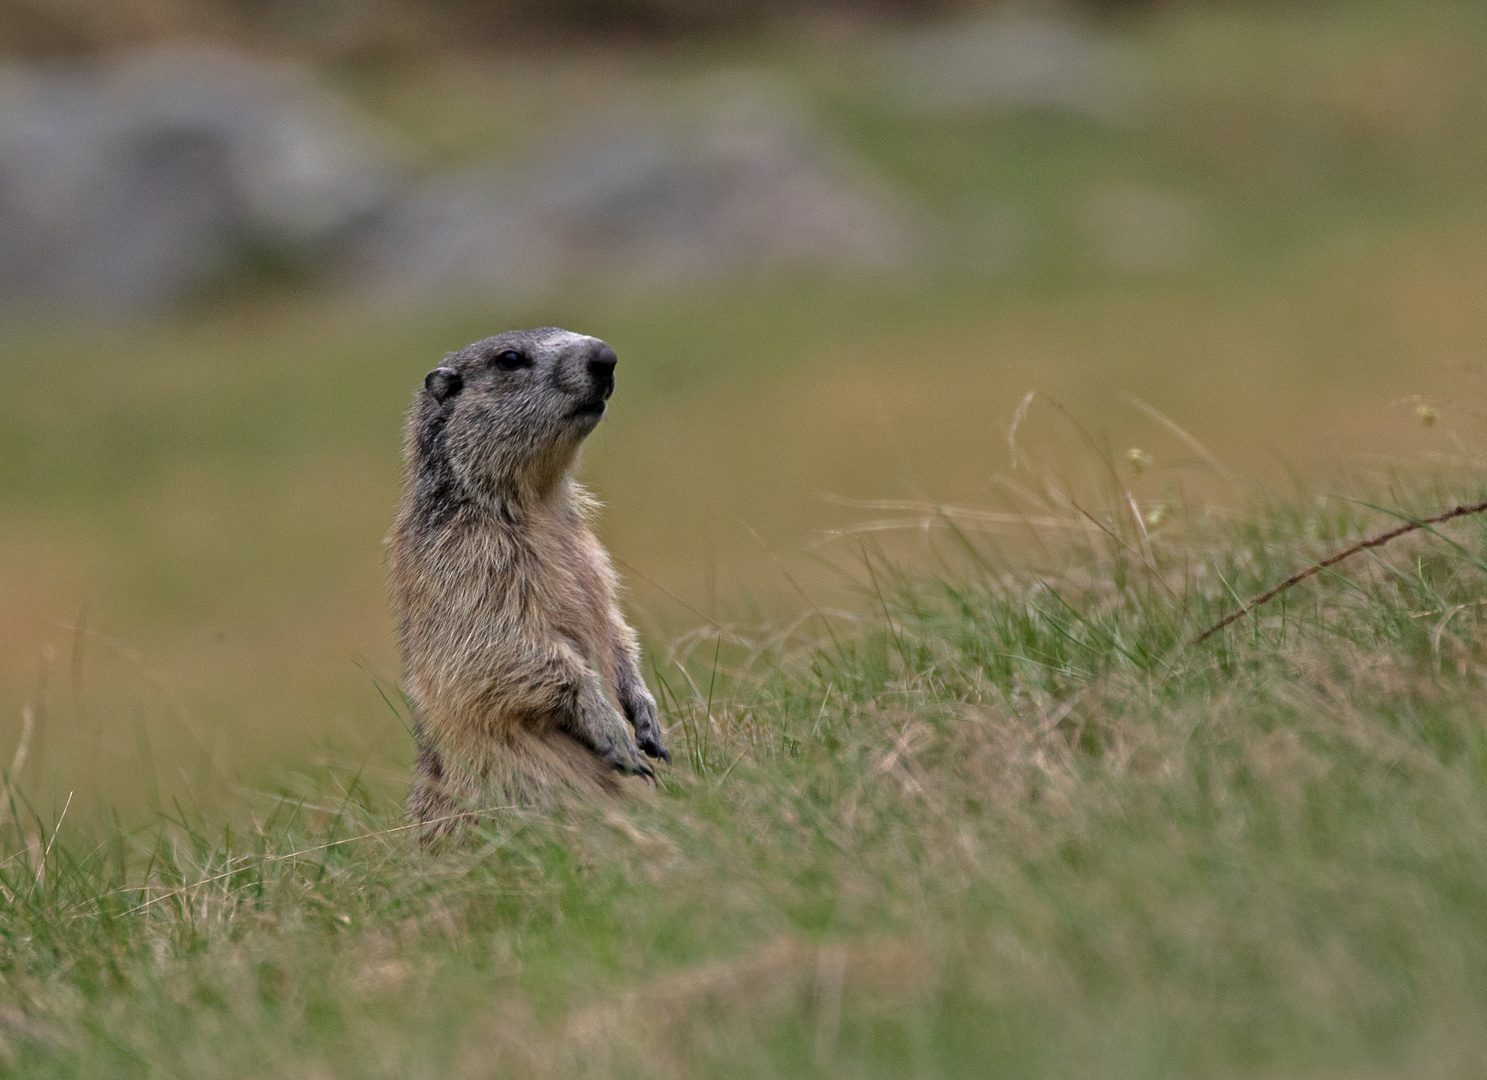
<box><xmin>347</xmin><ymin>77</ymin><xmax>927</xmax><ymax>306</ymax></box>
<box><xmin>0</xmin><ymin>54</ymin><xmax>930</xmax><ymax>320</ymax></box>
<box><xmin>886</xmin><ymin>14</ymin><xmax>1145</xmax><ymax>124</ymax></box>
<box><xmin>343</xmin><ymin>165</ymin><xmax>552</xmax><ymax>306</ymax></box>
<box><xmin>1081</xmin><ymin>185</ymin><xmax>1209</xmax><ymax>272</ymax></box>
<box><xmin>0</xmin><ymin>48</ymin><xmax>402</xmax><ymax>317</ymax></box>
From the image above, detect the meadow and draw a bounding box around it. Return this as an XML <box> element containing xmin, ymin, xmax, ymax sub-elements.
<box><xmin>2</xmin><ymin>1</ymin><xmax>1487</xmax><ymax>1074</ymax></box>
<box><xmin>5</xmin><ymin>478</ymin><xmax>1487</xmax><ymax>1077</ymax></box>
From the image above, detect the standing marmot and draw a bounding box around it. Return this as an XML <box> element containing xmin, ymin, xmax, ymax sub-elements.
<box><xmin>388</xmin><ymin>328</ymin><xmax>668</xmax><ymax>838</ymax></box>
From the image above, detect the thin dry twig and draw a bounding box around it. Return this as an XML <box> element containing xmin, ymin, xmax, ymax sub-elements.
<box><xmin>1194</xmin><ymin>500</ymin><xmax>1487</xmax><ymax>644</ymax></box>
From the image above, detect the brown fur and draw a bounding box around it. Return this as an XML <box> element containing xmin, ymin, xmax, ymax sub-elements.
<box><xmin>387</xmin><ymin>328</ymin><xmax>668</xmax><ymax>840</ymax></box>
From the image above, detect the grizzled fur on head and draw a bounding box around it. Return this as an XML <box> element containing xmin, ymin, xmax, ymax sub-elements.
<box><xmin>408</xmin><ymin>327</ymin><xmax>618</xmax><ymax>512</ymax></box>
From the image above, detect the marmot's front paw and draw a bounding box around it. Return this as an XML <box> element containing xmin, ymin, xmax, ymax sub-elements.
<box><xmin>626</xmin><ymin>691</ymin><xmax>671</xmax><ymax>763</ymax></box>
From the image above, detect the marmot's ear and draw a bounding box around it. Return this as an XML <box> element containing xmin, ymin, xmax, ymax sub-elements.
<box><xmin>425</xmin><ymin>367</ymin><xmax>463</xmax><ymax>403</ymax></box>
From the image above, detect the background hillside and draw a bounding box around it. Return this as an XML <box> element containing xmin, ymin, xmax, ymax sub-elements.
<box><xmin>0</xmin><ymin>0</ymin><xmax>1483</xmax><ymax>846</ymax></box>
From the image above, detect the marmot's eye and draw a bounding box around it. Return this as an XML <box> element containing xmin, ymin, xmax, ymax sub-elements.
<box><xmin>495</xmin><ymin>349</ymin><xmax>530</xmax><ymax>371</ymax></box>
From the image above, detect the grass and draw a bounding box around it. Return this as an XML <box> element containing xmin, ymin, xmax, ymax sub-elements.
<box><xmin>4</xmin><ymin>479</ymin><xmax>1487</xmax><ymax>1078</ymax></box>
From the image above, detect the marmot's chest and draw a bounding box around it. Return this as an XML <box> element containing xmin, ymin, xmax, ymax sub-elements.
<box><xmin>419</xmin><ymin>508</ymin><xmax>613</xmax><ymax>659</ymax></box>
<box><xmin>498</xmin><ymin>513</ymin><xmax>609</xmax><ymax>650</ymax></box>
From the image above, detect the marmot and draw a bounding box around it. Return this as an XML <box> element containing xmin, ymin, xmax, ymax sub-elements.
<box><xmin>388</xmin><ymin>328</ymin><xmax>668</xmax><ymax>838</ymax></box>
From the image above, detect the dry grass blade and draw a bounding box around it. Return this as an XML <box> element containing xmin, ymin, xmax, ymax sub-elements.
<box><xmin>0</xmin><ymin>705</ymin><xmax>37</xmax><ymax>832</ymax></box>
<box><xmin>1126</xmin><ymin>396</ymin><xmax>1233</xmax><ymax>479</ymax></box>
<box><xmin>1007</xmin><ymin>391</ymin><xmax>1035</xmax><ymax>471</ymax></box>
<box><xmin>1194</xmin><ymin>500</ymin><xmax>1487</xmax><ymax>644</ymax></box>
<box><xmin>8</xmin><ymin>705</ymin><xmax>33</xmax><ymax>786</ymax></box>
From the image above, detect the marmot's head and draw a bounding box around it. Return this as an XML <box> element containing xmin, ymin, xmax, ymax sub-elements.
<box><xmin>410</xmin><ymin>328</ymin><xmax>618</xmax><ymax>504</ymax></box>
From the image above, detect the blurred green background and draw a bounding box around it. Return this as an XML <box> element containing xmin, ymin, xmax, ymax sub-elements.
<box><xmin>1</xmin><ymin>0</ymin><xmax>1483</xmax><ymax>815</ymax></box>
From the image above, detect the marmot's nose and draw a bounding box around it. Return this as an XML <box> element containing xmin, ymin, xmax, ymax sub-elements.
<box><xmin>587</xmin><ymin>344</ymin><xmax>617</xmax><ymax>399</ymax></box>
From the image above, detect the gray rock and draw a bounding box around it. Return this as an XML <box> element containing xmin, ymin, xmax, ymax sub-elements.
<box><xmin>347</xmin><ymin>76</ymin><xmax>926</xmax><ymax>307</ymax></box>
<box><xmin>886</xmin><ymin>15</ymin><xmax>1146</xmax><ymax>124</ymax></box>
<box><xmin>344</xmin><ymin>165</ymin><xmax>558</xmax><ymax>305</ymax></box>
<box><xmin>0</xmin><ymin>49</ymin><xmax>402</xmax><ymax>317</ymax></box>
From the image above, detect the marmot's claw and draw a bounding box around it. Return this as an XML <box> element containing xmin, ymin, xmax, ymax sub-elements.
<box><xmin>638</xmin><ymin>735</ymin><xmax>671</xmax><ymax>763</ymax></box>
<box><xmin>632</xmin><ymin>710</ymin><xmax>669</xmax><ymax>763</ymax></box>
<box><xmin>605</xmin><ymin>744</ymin><xmax>654</xmax><ymax>779</ymax></box>
<box><xmin>627</xmin><ymin>694</ymin><xmax>668</xmax><ymax>764</ymax></box>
